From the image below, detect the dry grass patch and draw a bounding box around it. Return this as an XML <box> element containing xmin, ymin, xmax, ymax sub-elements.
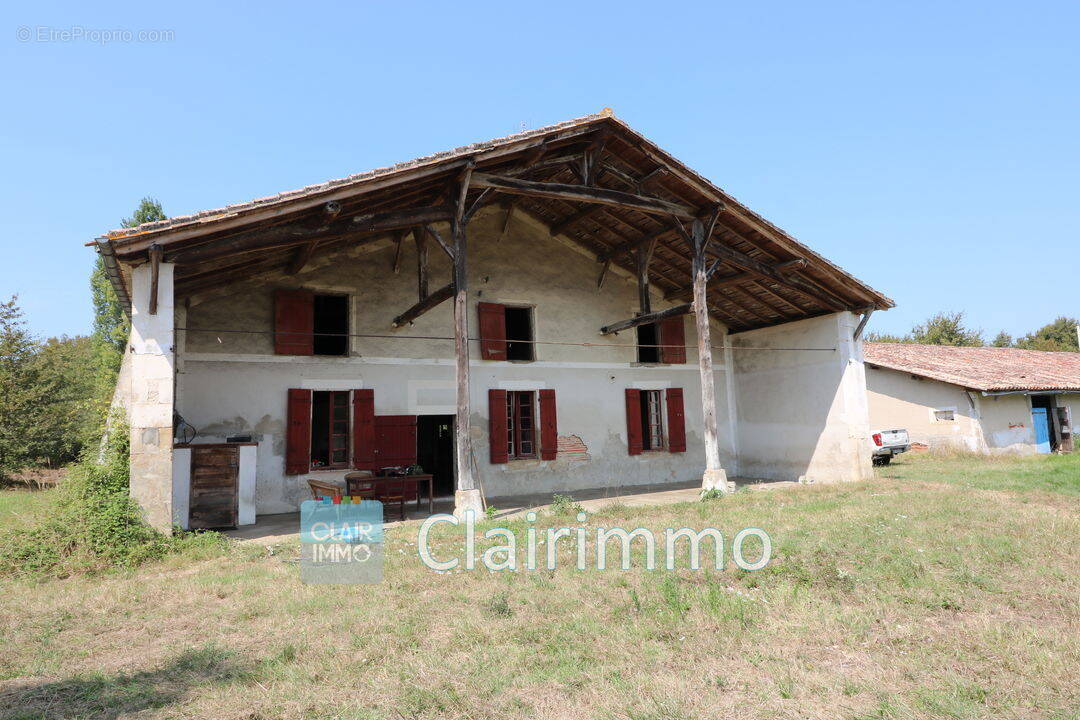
<box><xmin>1</xmin><ymin>455</ymin><xmax>1077</xmax><ymax>719</ymax></box>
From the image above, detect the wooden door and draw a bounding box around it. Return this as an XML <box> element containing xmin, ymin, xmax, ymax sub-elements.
<box><xmin>189</xmin><ymin>445</ymin><xmax>239</xmax><ymax>529</ymax></box>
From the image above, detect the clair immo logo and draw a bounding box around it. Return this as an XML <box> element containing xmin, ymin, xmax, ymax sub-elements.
<box><xmin>299</xmin><ymin>498</ymin><xmax>384</xmax><ymax>584</ymax></box>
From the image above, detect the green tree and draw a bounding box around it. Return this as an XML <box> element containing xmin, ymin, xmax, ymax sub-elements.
<box><xmin>864</xmin><ymin>332</ymin><xmax>904</xmax><ymax>343</ymax></box>
<box><xmin>1016</xmin><ymin>317</ymin><xmax>1079</xmax><ymax>352</ymax></box>
<box><xmin>909</xmin><ymin>311</ymin><xmax>984</xmax><ymax>346</ymax></box>
<box><xmin>31</xmin><ymin>335</ymin><xmax>98</xmax><ymax>465</ymax></box>
<box><xmin>0</xmin><ymin>297</ymin><xmax>46</xmax><ymax>480</ymax></box>
<box><xmin>991</xmin><ymin>331</ymin><xmax>1013</xmax><ymax>347</ymax></box>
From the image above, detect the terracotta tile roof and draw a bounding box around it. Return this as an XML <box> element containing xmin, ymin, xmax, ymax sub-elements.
<box><xmin>863</xmin><ymin>342</ymin><xmax>1080</xmax><ymax>392</ymax></box>
<box><xmin>99</xmin><ymin>111</ymin><xmax>615</xmax><ymax>240</ymax></box>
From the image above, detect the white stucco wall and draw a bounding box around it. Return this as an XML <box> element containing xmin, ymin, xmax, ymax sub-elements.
<box><xmin>866</xmin><ymin>365</ymin><xmax>1080</xmax><ymax>455</ymax></box>
<box><xmin>866</xmin><ymin>366</ymin><xmax>985</xmax><ymax>451</ymax></box>
<box><xmin>175</xmin><ymin>208</ymin><xmax>740</xmax><ymax>514</ymax></box>
<box><xmin>730</xmin><ymin>312</ymin><xmax>873</xmax><ymax>484</ymax></box>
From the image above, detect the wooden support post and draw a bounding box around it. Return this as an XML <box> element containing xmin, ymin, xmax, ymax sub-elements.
<box><xmin>853</xmin><ymin>307</ymin><xmax>875</xmax><ymax>341</ymax></box>
<box><xmin>636</xmin><ymin>237</ymin><xmax>657</xmax><ymax>315</ymax></box>
<box><xmin>453</xmin><ymin>160</ymin><xmax>483</xmax><ymax>518</ymax></box>
<box><xmin>415</xmin><ymin>227</ymin><xmax>428</xmax><ymax>301</ymax></box>
<box><xmin>423</xmin><ymin>224</ymin><xmax>454</xmax><ymax>260</ymax></box>
<box><xmin>596</xmin><ymin>258</ymin><xmax>611</xmax><ymax>291</ymax></box>
<box><xmin>392</xmin><ymin>230</ymin><xmax>405</xmax><ymax>274</ymax></box>
<box><xmin>499</xmin><ymin>201</ymin><xmax>515</xmax><ymax>242</ymax></box>
<box><xmin>148</xmin><ymin>244</ymin><xmax>162</xmax><ymax>315</ymax></box>
<box><xmin>391</xmin><ymin>283</ymin><xmax>454</xmax><ymax>327</ymax></box>
<box><xmin>688</xmin><ymin>211</ymin><xmax>730</xmax><ymax>493</ymax></box>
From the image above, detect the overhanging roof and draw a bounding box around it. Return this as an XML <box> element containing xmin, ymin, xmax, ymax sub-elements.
<box><xmin>93</xmin><ymin>110</ymin><xmax>894</xmax><ymax>332</ymax></box>
<box><xmin>864</xmin><ymin>342</ymin><xmax>1080</xmax><ymax>392</ymax></box>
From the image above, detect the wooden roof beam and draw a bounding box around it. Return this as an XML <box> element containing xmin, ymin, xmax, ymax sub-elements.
<box><xmin>664</xmin><ymin>258</ymin><xmax>808</xmax><ymax>301</ymax></box>
<box><xmin>470</xmin><ymin>173</ymin><xmax>697</xmax><ymax>219</ymax></box>
<box><xmin>600</xmin><ymin>303</ymin><xmax>692</xmax><ymax>336</ymax></box>
<box><xmin>391</xmin><ymin>283</ymin><xmax>454</xmax><ymax>328</ymax></box>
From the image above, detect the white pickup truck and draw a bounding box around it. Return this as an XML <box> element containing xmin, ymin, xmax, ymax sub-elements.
<box><xmin>871</xmin><ymin>429</ymin><xmax>910</xmax><ymax>466</ymax></box>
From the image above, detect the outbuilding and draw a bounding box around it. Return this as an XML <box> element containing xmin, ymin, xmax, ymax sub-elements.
<box><xmin>864</xmin><ymin>342</ymin><xmax>1078</xmax><ymax>454</ymax></box>
<box><xmin>97</xmin><ymin>111</ymin><xmax>893</xmax><ymax>530</ymax></box>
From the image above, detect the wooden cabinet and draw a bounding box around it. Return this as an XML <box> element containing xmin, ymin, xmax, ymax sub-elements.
<box><xmin>188</xmin><ymin>445</ymin><xmax>239</xmax><ymax>529</ymax></box>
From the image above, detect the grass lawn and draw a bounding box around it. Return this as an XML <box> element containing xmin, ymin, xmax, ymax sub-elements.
<box><xmin>0</xmin><ymin>454</ymin><xmax>1077</xmax><ymax>719</ymax></box>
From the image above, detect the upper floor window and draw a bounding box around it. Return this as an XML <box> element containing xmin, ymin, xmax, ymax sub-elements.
<box><xmin>478</xmin><ymin>302</ymin><xmax>534</xmax><ymax>362</ymax></box>
<box><xmin>274</xmin><ymin>289</ymin><xmax>349</xmax><ymax>356</ymax></box>
<box><xmin>636</xmin><ymin>317</ymin><xmax>687</xmax><ymax>365</ymax></box>
<box><xmin>313</xmin><ymin>294</ymin><xmax>349</xmax><ymax>356</ymax></box>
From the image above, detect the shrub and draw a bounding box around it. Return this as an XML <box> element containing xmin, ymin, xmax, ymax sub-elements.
<box><xmin>0</xmin><ymin>424</ymin><xmax>227</xmax><ymax>578</ymax></box>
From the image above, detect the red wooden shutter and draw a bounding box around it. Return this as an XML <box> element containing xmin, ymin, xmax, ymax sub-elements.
<box><xmin>539</xmin><ymin>389</ymin><xmax>557</xmax><ymax>461</ymax></box>
<box><xmin>625</xmin><ymin>388</ymin><xmax>643</xmax><ymax>456</ymax></box>
<box><xmin>489</xmin><ymin>389</ymin><xmax>509</xmax><ymax>463</ymax></box>
<box><xmin>478</xmin><ymin>302</ymin><xmax>507</xmax><ymax>360</ymax></box>
<box><xmin>285</xmin><ymin>389</ymin><xmax>312</xmax><ymax>474</ymax></box>
<box><xmin>659</xmin><ymin>317</ymin><xmax>687</xmax><ymax>364</ymax></box>
<box><xmin>274</xmin><ymin>289</ymin><xmax>314</xmax><ymax>355</ymax></box>
<box><xmin>352</xmin><ymin>389</ymin><xmax>376</xmax><ymax>470</ymax></box>
<box><xmin>666</xmin><ymin>388</ymin><xmax>686</xmax><ymax>452</ymax></box>
<box><xmin>374</xmin><ymin>416</ymin><xmax>417</xmax><ymax>467</ymax></box>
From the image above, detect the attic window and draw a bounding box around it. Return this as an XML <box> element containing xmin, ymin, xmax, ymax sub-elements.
<box><xmin>313</xmin><ymin>294</ymin><xmax>349</xmax><ymax>356</ymax></box>
<box><xmin>637</xmin><ymin>324</ymin><xmax>660</xmax><ymax>363</ymax></box>
<box><xmin>504</xmin><ymin>306</ymin><xmax>534</xmax><ymax>362</ymax></box>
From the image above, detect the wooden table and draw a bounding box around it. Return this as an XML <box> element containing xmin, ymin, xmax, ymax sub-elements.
<box><xmin>346</xmin><ymin>473</ymin><xmax>434</xmax><ymax>514</ymax></box>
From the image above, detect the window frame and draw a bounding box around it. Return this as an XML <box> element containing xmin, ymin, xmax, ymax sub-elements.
<box><xmin>505</xmin><ymin>390</ymin><xmax>538</xmax><ymax>460</ymax></box>
<box><xmin>932</xmin><ymin>407</ymin><xmax>957</xmax><ymax>423</ymax></box>
<box><xmin>641</xmin><ymin>389</ymin><xmax>666</xmax><ymax>451</ymax></box>
<box><xmin>311</xmin><ymin>390</ymin><xmax>351</xmax><ymax>469</ymax></box>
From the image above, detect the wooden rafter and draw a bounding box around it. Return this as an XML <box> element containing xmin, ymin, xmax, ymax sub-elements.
<box><xmin>470</xmin><ymin>173</ymin><xmax>696</xmax><ymax>219</ymax></box>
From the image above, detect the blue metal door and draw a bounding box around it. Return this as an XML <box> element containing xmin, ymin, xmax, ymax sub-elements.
<box><xmin>1032</xmin><ymin>407</ymin><xmax>1051</xmax><ymax>453</ymax></box>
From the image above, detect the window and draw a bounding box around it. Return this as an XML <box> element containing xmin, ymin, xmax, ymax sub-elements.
<box><xmin>626</xmin><ymin>388</ymin><xmax>685</xmax><ymax>455</ymax></box>
<box><xmin>506</xmin><ymin>391</ymin><xmax>537</xmax><ymax>459</ymax></box>
<box><xmin>313</xmin><ymin>294</ymin><xmax>349</xmax><ymax>356</ymax></box>
<box><xmin>640</xmin><ymin>390</ymin><xmax>665</xmax><ymax>450</ymax></box>
<box><xmin>504</xmin><ymin>306</ymin><xmax>534</xmax><ymax>361</ymax></box>
<box><xmin>478</xmin><ymin>302</ymin><xmax>534</xmax><ymax>362</ymax></box>
<box><xmin>637</xmin><ymin>323</ymin><xmax>660</xmax><ymax>363</ymax></box>
<box><xmin>311</xmin><ymin>391</ymin><xmax>350</xmax><ymax>468</ymax></box>
<box><xmin>933</xmin><ymin>408</ymin><xmax>956</xmax><ymax>422</ymax></box>
<box><xmin>636</xmin><ymin>318</ymin><xmax>686</xmax><ymax>364</ymax></box>
<box><xmin>274</xmin><ymin>289</ymin><xmax>350</xmax><ymax>356</ymax></box>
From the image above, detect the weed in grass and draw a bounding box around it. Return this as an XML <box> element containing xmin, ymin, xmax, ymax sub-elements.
<box><xmin>700</xmin><ymin>488</ymin><xmax>725</xmax><ymax>502</ymax></box>
<box><xmin>549</xmin><ymin>493</ymin><xmax>584</xmax><ymax>516</ymax></box>
<box><xmin>485</xmin><ymin>591</ymin><xmax>513</xmax><ymax>618</ymax></box>
<box><xmin>776</xmin><ymin>672</ymin><xmax>796</xmax><ymax>699</ymax></box>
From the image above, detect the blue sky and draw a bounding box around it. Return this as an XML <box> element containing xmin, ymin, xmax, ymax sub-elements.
<box><xmin>2</xmin><ymin>1</ymin><xmax>1077</xmax><ymax>341</ymax></box>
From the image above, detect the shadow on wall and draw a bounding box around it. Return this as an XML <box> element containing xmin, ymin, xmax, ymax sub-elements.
<box><xmin>0</xmin><ymin>645</ymin><xmax>251</xmax><ymax>720</ymax></box>
<box><xmin>732</xmin><ymin>315</ymin><xmax>868</xmax><ymax>483</ymax></box>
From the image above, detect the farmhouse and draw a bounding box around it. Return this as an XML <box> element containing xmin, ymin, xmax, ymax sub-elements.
<box><xmin>864</xmin><ymin>342</ymin><xmax>1078</xmax><ymax>454</ymax></box>
<box><xmin>96</xmin><ymin>111</ymin><xmax>893</xmax><ymax>530</ymax></box>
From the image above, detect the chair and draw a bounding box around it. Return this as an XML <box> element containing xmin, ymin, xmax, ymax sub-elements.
<box><xmin>373</xmin><ymin>476</ymin><xmax>408</xmax><ymax>522</ymax></box>
<box><xmin>307</xmin><ymin>477</ymin><xmax>344</xmax><ymax>500</ymax></box>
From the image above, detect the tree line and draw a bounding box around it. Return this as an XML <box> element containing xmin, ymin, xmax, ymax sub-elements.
<box><xmin>866</xmin><ymin>311</ymin><xmax>1079</xmax><ymax>351</ymax></box>
<box><xmin>0</xmin><ymin>199</ymin><xmax>165</xmax><ymax>481</ymax></box>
